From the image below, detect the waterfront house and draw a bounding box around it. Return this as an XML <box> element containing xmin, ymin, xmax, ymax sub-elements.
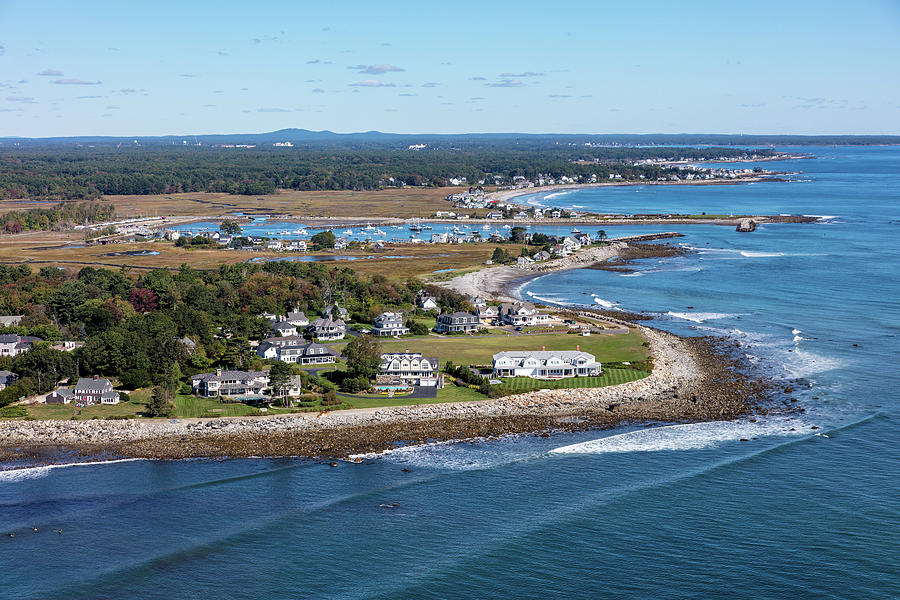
<box><xmin>285</xmin><ymin>240</ymin><xmax>307</xmax><ymax>252</ymax></box>
<box><xmin>516</xmin><ymin>256</ymin><xmax>535</xmax><ymax>268</ymax></box>
<box><xmin>499</xmin><ymin>302</ymin><xmax>550</xmax><ymax>327</ymax></box>
<box><xmin>470</xmin><ymin>296</ymin><xmax>487</xmax><ymax>309</ymax></box>
<box><xmin>334</xmin><ymin>237</ymin><xmax>349</xmax><ymax>250</ymax></box>
<box><xmin>434</xmin><ymin>311</ymin><xmax>479</xmax><ymax>333</ymax></box>
<box><xmin>492</xmin><ymin>349</ymin><xmax>601</xmax><ymax>379</ymax></box>
<box><xmin>430</xmin><ymin>232</ymin><xmax>449</xmax><ymax>244</ymax></box>
<box><xmin>486</xmin><ymin>211</ymin><xmax>504</xmax><ymax>220</ymax></box>
<box><xmin>378</xmin><ymin>352</ymin><xmax>440</xmax><ymax>386</ymax></box>
<box><xmin>191</xmin><ymin>369</ymin><xmax>269</xmax><ymax>399</ymax></box>
<box><xmin>74</xmin><ymin>376</ymin><xmax>120</xmax><ymax>405</ymax></box>
<box><xmin>308</xmin><ymin>317</ymin><xmax>346</xmax><ymax>341</ymax></box>
<box><xmin>532</xmin><ymin>250</ymin><xmax>552</xmax><ymax>262</ymax></box>
<box><xmin>256</xmin><ymin>340</ymin><xmax>340</xmax><ymax>365</ymax></box>
<box><xmin>373</xmin><ymin>312</ymin><xmax>409</xmax><ymax>337</ymax></box>
<box><xmin>0</xmin><ymin>334</ymin><xmax>41</xmax><ymax>358</ymax></box>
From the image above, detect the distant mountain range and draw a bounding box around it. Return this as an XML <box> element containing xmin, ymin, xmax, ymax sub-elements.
<box><xmin>2</xmin><ymin>129</ymin><xmax>899</xmax><ymax>147</ymax></box>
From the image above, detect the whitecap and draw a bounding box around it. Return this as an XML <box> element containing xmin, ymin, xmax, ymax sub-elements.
<box><xmin>592</xmin><ymin>297</ymin><xmax>618</xmax><ymax>308</ymax></box>
<box><xmin>667</xmin><ymin>311</ymin><xmax>739</xmax><ymax>323</ymax></box>
<box><xmin>0</xmin><ymin>458</ymin><xmax>149</xmax><ymax>483</ymax></box>
<box><xmin>740</xmin><ymin>251</ymin><xmax>785</xmax><ymax>258</ymax></box>
<box><xmin>549</xmin><ymin>418</ymin><xmax>809</xmax><ymax>455</ymax></box>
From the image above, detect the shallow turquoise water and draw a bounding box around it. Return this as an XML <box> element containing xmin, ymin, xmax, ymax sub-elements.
<box><xmin>1</xmin><ymin>147</ymin><xmax>898</xmax><ymax>599</ymax></box>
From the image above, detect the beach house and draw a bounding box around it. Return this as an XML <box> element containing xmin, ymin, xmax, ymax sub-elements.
<box><xmin>378</xmin><ymin>352</ymin><xmax>440</xmax><ymax>386</ymax></box>
<box><xmin>256</xmin><ymin>340</ymin><xmax>340</xmax><ymax>365</ymax></box>
<box><xmin>0</xmin><ymin>334</ymin><xmax>40</xmax><ymax>357</ymax></box>
<box><xmin>191</xmin><ymin>369</ymin><xmax>270</xmax><ymax>399</ymax></box>
<box><xmin>499</xmin><ymin>302</ymin><xmax>551</xmax><ymax>327</ymax></box>
<box><xmin>74</xmin><ymin>376</ymin><xmax>120</xmax><ymax>405</ymax></box>
<box><xmin>492</xmin><ymin>348</ymin><xmax>601</xmax><ymax>379</ymax></box>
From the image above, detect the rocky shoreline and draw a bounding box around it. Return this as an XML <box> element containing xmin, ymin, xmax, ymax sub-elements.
<box><xmin>0</xmin><ymin>327</ymin><xmax>779</xmax><ymax>465</ymax></box>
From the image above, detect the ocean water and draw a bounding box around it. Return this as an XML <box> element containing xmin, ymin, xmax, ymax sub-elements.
<box><xmin>2</xmin><ymin>147</ymin><xmax>899</xmax><ymax>599</ymax></box>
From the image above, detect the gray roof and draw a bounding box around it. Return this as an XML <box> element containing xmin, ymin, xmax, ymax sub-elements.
<box><xmin>191</xmin><ymin>370</ymin><xmax>267</xmax><ymax>383</ymax></box>
<box><xmin>286</xmin><ymin>311</ymin><xmax>307</xmax><ymax>321</ymax></box>
<box><xmin>75</xmin><ymin>377</ymin><xmax>113</xmax><ymax>391</ymax></box>
<box><xmin>0</xmin><ymin>334</ymin><xmax>39</xmax><ymax>344</ymax></box>
<box><xmin>310</xmin><ymin>318</ymin><xmax>345</xmax><ymax>329</ymax></box>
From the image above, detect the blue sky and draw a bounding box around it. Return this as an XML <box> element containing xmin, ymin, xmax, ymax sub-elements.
<box><xmin>1</xmin><ymin>0</ymin><xmax>899</xmax><ymax>136</ymax></box>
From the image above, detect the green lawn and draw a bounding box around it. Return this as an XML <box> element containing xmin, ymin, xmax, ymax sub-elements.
<box><xmin>365</xmin><ymin>330</ymin><xmax>648</xmax><ymax>367</ymax></box>
<box><xmin>25</xmin><ymin>400</ymin><xmax>145</xmax><ymax>420</ymax></box>
<box><xmin>343</xmin><ymin>385</ymin><xmax>486</xmax><ymax>409</ymax></box>
<box><xmin>171</xmin><ymin>394</ymin><xmax>262</xmax><ymax>418</ymax></box>
<box><xmin>499</xmin><ymin>368</ymin><xmax>649</xmax><ymax>392</ymax></box>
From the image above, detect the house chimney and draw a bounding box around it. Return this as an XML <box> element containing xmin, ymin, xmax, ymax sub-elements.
<box><xmin>93</xmin><ymin>374</ymin><xmax>99</xmax><ymax>380</ymax></box>
<box><xmin>216</xmin><ymin>368</ymin><xmax>222</xmax><ymax>377</ymax></box>
<box><xmin>542</xmin><ymin>345</ymin><xmax>545</xmax><ymax>351</ymax></box>
<box><xmin>577</xmin><ymin>344</ymin><xmax>580</xmax><ymax>352</ymax></box>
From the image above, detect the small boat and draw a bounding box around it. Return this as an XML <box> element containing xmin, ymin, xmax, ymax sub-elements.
<box><xmin>374</xmin><ymin>229</ymin><xmax>386</xmax><ymax>236</ymax></box>
<box><xmin>503</xmin><ymin>224</ymin><xmax>512</xmax><ymax>229</ymax></box>
<box><xmin>571</xmin><ymin>227</ymin><xmax>583</xmax><ymax>234</ymax></box>
<box><xmin>297</xmin><ymin>229</ymin><xmax>308</xmax><ymax>235</ymax></box>
<box><xmin>364</xmin><ymin>224</ymin><xmax>375</xmax><ymax>231</ymax></box>
<box><xmin>481</xmin><ymin>224</ymin><xmax>491</xmax><ymax>230</ymax></box>
<box><xmin>424</xmin><ymin>225</ymin><xmax>433</xmax><ymax>230</ymax></box>
<box><xmin>410</xmin><ymin>224</ymin><xmax>423</xmax><ymax>232</ymax></box>
<box><xmin>342</xmin><ymin>229</ymin><xmax>353</xmax><ymax>235</ymax></box>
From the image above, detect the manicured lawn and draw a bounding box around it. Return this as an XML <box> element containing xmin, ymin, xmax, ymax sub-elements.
<box><xmin>171</xmin><ymin>394</ymin><xmax>262</xmax><ymax>418</ymax></box>
<box><xmin>343</xmin><ymin>385</ymin><xmax>486</xmax><ymax>409</ymax></box>
<box><xmin>372</xmin><ymin>330</ymin><xmax>649</xmax><ymax>367</ymax></box>
<box><xmin>25</xmin><ymin>401</ymin><xmax>145</xmax><ymax>421</ymax></box>
<box><xmin>499</xmin><ymin>368</ymin><xmax>649</xmax><ymax>392</ymax></box>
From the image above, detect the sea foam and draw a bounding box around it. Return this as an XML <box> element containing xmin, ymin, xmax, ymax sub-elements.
<box><xmin>549</xmin><ymin>418</ymin><xmax>809</xmax><ymax>455</ymax></box>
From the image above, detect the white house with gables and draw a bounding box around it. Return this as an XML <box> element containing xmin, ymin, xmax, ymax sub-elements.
<box><xmin>378</xmin><ymin>352</ymin><xmax>440</xmax><ymax>386</ymax></box>
<box><xmin>373</xmin><ymin>312</ymin><xmax>409</xmax><ymax>337</ymax></box>
<box><xmin>492</xmin><ymin>349</ymin><xmax>601</xmax><ymax>379</ymax></box>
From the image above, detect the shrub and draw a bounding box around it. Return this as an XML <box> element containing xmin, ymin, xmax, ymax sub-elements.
<box><xmin>119</xmin><ymin>368</ymin><xmax>152</xmax><ymax>390</ymax></box>
<box><xmin>322</xmin><ymin>390</ymin><xmax>340</xmax><ymax>406</ymax></box>
<box><xmin>0</xmin><ymin>405</ymin><xmax>27</xmax><ymax>418</ymax></box>
<box><xmin>339</xmin><ymin>375</ymin><xmax>371</xmax><ymax>393</ymax></box>
<box><xmin>118</xmin><ymin>391</ymin><xmax>131</xmax><ymax>404</ymax></box>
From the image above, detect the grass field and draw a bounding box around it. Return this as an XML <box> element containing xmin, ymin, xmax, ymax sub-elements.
<box><xmin>359</xmin><ymin>330</ymin><xmax>649</xmax><ymax>367</ymax></box>
<box><xmin>342</xmin><ymin>385</ymin><xmax>486</xmax><ymax>409</ymax></box>
<box><xmin>499</xmin><ymin>368</ymin><xmax>649</xmax><ymax>392</ymax></box>
<box><xmin>98</xmin><ymin>187</ymin><xmax>457</xmax><ymax>219</ymax></box>
<box><xmin>171</xmin><ymin>394</ymin><xmax>262</xmax><ymax>418</ymax></box>
<box><xmin>25</xmin><ymin>400</ymin><xmax>145</xmax><ymax>420</ymax></box>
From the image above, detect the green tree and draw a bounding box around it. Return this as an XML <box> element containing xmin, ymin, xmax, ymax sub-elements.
<box><xmin>343</xmin><ymin>334</ymin><xmax>382</xmax><ymax>380</ymax></box>
<box><xmin>219</xmin><ymin>220</ymin><xmax>243</xmax><ymax>235</ymax></box>
<box><xmin>145</xmin><ymin>386</ymin><xmax>172</xmax><ymax>418</ymax></box>
<box><xmin>310</xmin><ymin>230</ymin><xmax>336</xmax><ymax>249</ymax></box>
<box><xmin>596</xmin><ymin>230</ymin><xmax>608</xmax><ymax>242</ymax></box>
<box><xmin>268</xmin><ymin>362</ymin><xmax>294</xmax><ymax>406</ymax></box>
<box><xmin>491</xmin><ymin>247</ymin><xmax>510</xmax><ymax>264</ymax></box>
<box><xmin>510</xmin><ymin>226</ymin><xmax>527</xmax><ymax>243</ymax></box>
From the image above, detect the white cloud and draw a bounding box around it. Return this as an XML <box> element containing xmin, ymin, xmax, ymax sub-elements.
<box><xmin>349</xmin><ymin>80</ymin><xmax>395</xmax><ymax>88</ymax></box>
<box><xmin>37</xmin><ymin>68</ymin><xmax>63</xmax><ymax>76</ymax></box>
<box><xmin>348</xmin><ymin>64</ymin><xmax>404</xmax><ymax>75</ymax></box>
<box><xmin>53</xmin><ymin>78</ymin><xmax>102</xmax><ymax>85</ymax></box>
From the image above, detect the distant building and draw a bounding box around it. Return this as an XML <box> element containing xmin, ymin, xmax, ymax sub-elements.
<box><xmin>0</xmin><ymin>315</ymin><xmax>23</xmax><ymax>328</ymax></box>
<box><xmin>270</xmin><ymin>319</ymin><xmax>298</xmax><ymax>337</ymax></box>
<box><xmin>499</xmin><ymin>302</ymin><xmax>550</xmax><ymax>327</ymax></box>
<box><xmin>0</xmin><ymin>370</ymin><xmax>16</xmax><ymax>391</ymax></box>
<box><xmin>492</xmin><ymin>349</ymin><xmax>601</xmax><ymax>379</ymax></box>
<box><xmin>373</xmin><ymin>312</ymin><xmax>409</xmax><ymax>337</ymax></box>
<box><xmin>45</xmin><ymin>387</ymin><xmax>75</xmax><ymax>404</ymax></box>
<box><xmin>0</xmin><ymin>334</ymin><xmax>40</xmax><ymax>357</ymax></box>
<box><xmin>323</xmin><ymin>303</ymin><xmax>348</xmax><ymax>320</ymax></box>
<box><xmin>475</xmin><ymin>305</ymin><xmax>499</xmax><ymax>325</ymax></box>
<box><xmin>286</xmin><ymin>310</ymin><xmax>309</xmax><ymax>327</ymax></box>
<box><xmin>417</xmin><ymin>290</ymin><xmax>439</xmax><ymax>311</ymax></box>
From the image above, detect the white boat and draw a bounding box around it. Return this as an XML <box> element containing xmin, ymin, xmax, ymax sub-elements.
<box><xmin>364</xmin><ymin>223</ymin><xmax>375</xmax><ymax>231</ymax></box>
<box><xmin>297</xmin><ymin>229</ymin><xmax>308</xmax><ymax>235</ymax></box>
<box><xmin>374</xmin><ymin>229</ymin><xmax>386</xmax><ymax>236</ymax></box>
<box><xmin>481</xmin><ymin>224</ymin><xmax>491</xmax><ymax>230</ymax></box>
<box><xmin>342</xmin><ymin>229</ymin><xmax>353</xmax><ymax>235</ymax></box>
<box><xmin>503</xmin><ymin>224</ymin><xmax>512</xmax><ymax>229</ymax></box>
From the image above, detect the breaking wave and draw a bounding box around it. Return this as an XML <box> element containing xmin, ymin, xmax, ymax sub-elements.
<box><xmin>549</xmin><ymin>418</ymin><xmax>810</xmax><ymax>455</ymax></box>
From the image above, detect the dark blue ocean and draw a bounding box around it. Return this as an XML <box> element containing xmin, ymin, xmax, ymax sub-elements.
<box><xmin>2</xmin><ymin>147</ymin><xmax>898</xmax><ymax>599</ymax></box>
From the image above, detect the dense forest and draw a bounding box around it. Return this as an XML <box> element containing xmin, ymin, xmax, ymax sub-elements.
<box><xmin>0</xmin><ymin>201</ymin><xmax>115</xmax><ymax>233</ymax></box>
<box><xmin>0</xmin><ymin>143</ymin><xmax>776</xmax><ymax>200</ymax></box>
<box><xmin>0</xmin><ymin>260</ymin><xmax>468</xmax><ymax>406</ymax></box>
